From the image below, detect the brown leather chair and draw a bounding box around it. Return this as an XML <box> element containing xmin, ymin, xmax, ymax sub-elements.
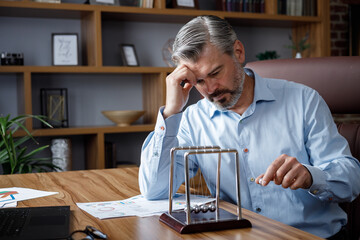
<box><xmin>246</xmin><ymin>56</ymin><xmax>360</xmax><ymax>240</ymax></box>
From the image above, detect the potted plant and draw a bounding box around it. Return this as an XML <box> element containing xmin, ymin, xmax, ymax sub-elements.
<box><xmin>285</xmin><ymin>33</ymin><xmax>311</xmax><ymax>58</ymax></box>
<box><xmin>256</xmin><ymin>50</ymin><xmax>280</xmax><ymax>61</ymax></box>
<box><xmin>0</xmin><ymin>114</ymin><xmax>59</xmax><ymax>174</ymax></box>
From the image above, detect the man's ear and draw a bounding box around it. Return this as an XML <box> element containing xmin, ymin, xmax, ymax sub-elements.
<box><xmin>233</xmin><ymin>40</ymin><xmax>245</xmax><ymax>64</ymax></box>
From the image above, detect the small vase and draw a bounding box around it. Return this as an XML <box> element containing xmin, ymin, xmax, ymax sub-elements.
<box><xmin>295</xmin><ymin>52</ymin><xmax>302</xmax><ymax>58</ymax></box>
<box><xmin>51</xmin><ymin>138</ymin><xmax>72</xmax><ymax>171</ymax></box>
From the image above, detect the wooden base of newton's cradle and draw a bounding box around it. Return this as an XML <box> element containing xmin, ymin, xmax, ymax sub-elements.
<box><xmin>159</xmin><ymin>208</ymin><xmax>252</xmax><ymax>234</ymax></box>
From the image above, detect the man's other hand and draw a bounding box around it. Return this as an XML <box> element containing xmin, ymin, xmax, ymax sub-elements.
<box><xmin>255</xmin><ymin>154</ymin><xmax>313</xmax><ymax>190</ymax></box>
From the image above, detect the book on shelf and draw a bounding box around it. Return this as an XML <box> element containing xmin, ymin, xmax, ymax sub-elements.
<box><xmin>217</xmin><ymin>0</ymin><xmax>264</xmax><ymax>13</ymax></box>
<box><xmin>286</xmin><ymin>0</ymin><xmax>295</xmax><ymax>16</ymax></box>
<box><xmin>305</xmin><ymin>0</ymin><xmax>317</xmax><ymax>16</ymax></box>
<box><xmin>141</xmin><ymin>0</ymin><xmax>154</xmax><ymax>8</ymax></box>
<box><xmin>295</xmin><ymin>0</ymin><xmax>302</xmax><ymax>16</ymax></box>
<box><xmin>277</xmin><ymin>0</ymin><xmax>316</xmax><ymax>16</ymax></box>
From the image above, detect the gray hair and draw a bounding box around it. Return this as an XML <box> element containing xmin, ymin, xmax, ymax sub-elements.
<box><xmin>172</xmin><ymin>15</ymin><xmax>237</xmax><ymax>64</ymax></box>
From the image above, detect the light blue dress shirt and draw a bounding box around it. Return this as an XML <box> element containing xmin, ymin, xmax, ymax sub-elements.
<box><xmin>139</xmin><ymin>69</ymin><xmax>360</xmax><ymax>238</ymax></box>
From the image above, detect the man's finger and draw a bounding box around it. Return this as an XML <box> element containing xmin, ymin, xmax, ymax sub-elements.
<box><xmin>255</xmin><ymin>174</ymin><xmax>264</xmax><ymax>184</ymax></box>
<box><xmin>273</xmin><ymin>157</ymin><xmax>297</xmax><ymax>185</ymax></box>
<box><xmin>261</xmin><ymin>155</ymin><xmax>287</xmax><ymax>186</ymax></box>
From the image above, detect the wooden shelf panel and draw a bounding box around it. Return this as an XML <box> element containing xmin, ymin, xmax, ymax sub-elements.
<box><xmin>0</xmin><ymin>1</ymin><xmax>93</xmax><ymax>19</ymax></box>
<box><xmin>21</xmin><ymin>124</ymin><xmax>155</xmax><ymax>136</ymax></box>
<box><xmin>0</xmin><ymin>66</ymin><xmax>173</xmax><ymax>73</ymax></box>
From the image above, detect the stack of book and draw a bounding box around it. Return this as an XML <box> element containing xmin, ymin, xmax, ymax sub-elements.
<box><xmin>277</xmin><ymin>0</ymin><xmax>317</xmax><ymax>16</ymax></box>
<box><xmin>217</xmin><ymin>0</ymin><xmax>265</xmax><ymax>13</ymax></box>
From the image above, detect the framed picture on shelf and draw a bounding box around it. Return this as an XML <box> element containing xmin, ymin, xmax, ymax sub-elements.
<box><xmin>120</xmin><ymin>44</ymin><xmax>139</xmax><ymax>66</ymax></box>
<box><xmin>40</xmin><ymin>88</ymin><xmax>69</xmax><ymax>128</ymax></box>
<box><xmin>52</xmin><ymin>33</ymin><xmax>79</xmax><ymax>66</ymax></box>
<box><xmin>172</xmin><ymin>0</ymin><xmax>198</xmax><ymax>9</ymax></box>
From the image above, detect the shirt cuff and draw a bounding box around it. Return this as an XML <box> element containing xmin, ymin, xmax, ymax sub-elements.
<box><xmin>303</xmin><ymin>164</ymin><xmax>328</xmax><ymax>197</ymax></box>
<box><xmin>155</xmin><ymin>106</ymin><xmax>183</xmax><ymax>137</ymax></box>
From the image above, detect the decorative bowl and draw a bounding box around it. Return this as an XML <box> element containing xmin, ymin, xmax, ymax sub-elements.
<box><xmin>102</xmin><ymin>110</ymin><xmax>145</xmax><ymax>127</ymax></box>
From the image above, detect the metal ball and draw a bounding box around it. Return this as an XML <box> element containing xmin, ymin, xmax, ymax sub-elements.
<box><xmin>194</xmin><ymin>206</ymin><xmax>200</xmax><ymax>213</ymax></box>
<box><xmin>200</xmin><ymin>204</ymin><xmax>209</xmax><ymax>213</ymax></box>
<box><xmin>209</xmin><ymin>203</ymin><xmax>216</xmax><ymax>212</ymax></box>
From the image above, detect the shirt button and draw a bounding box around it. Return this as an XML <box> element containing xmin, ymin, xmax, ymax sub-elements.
<box><xmin>243</xmin><ymin>148</ymin><xmax>249</xmax><ymax>153</ymax></box>
<box><xmin>256</xmin><ymin>207</ymin><xmax>261</xmax><ymax>212</ymax></box>
<box><xmin>160</xmin><ymin>126</ymin><xmax>165</xmax><ymax>131</ymax></box>
<box><xmin>250</xmin><ymin>177</ymin><xmax>255</xmax><ymax>182</ymax></box>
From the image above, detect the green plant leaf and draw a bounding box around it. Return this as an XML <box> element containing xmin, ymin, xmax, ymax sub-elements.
<box><xmin>284</xmin><ymin>32</ymin><xmax>310</xmax><ymax>53</ymax></box>
<box><xmin>0</xmin><ymin>114</ymin><xmax>58</xmax><ymax>175</ymax></box>
<box><xmin>22</xmin><ymin>145</ymin><xmax>49</xmax><ymax>160</ymax></box>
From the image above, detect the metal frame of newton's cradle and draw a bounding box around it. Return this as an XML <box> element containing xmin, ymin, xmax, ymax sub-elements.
<box><xmin>159</xmin><ymin>146</ymin><xmax>252</xmax><ymax>234</ymax></box>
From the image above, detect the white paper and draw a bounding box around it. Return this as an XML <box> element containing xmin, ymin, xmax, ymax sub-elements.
<box><xmin>1</xmin><ymin>201</ymin><xmax>17</xmax><ymax>208</ymax></box>
<box><xmin>77</xmin><ymin>194</ymin><xmax>215</xmax><ymax>219</ymax></box>
<box><xmin>0</xmin><ymin>187</ymin><xmax>58</xmax><ymax>208</ymax></box>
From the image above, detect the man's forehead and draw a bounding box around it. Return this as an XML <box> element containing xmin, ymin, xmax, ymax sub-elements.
<box><xmin>180</xmin><ymin>44</ymin><xmax>225</xmax><ymax>69</ymax></box>
<box><xmin>181</xmin><ymin>59</ymin><xmax>222</xmax><ymax>79</ymax></box>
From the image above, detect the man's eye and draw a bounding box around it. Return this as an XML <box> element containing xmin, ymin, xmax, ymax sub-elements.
<box><xmin>196</xmin><ymin>79</ymin><xmax>205</xmax><ymax>85</ymax></box>
<box><xmin>210</xmin><ymin>71</ymin><xmax>219</xmax><ymax>77</ymax></box>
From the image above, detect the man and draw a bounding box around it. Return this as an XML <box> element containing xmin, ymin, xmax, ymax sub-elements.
<box><xmin>139</xmin><ymin>15</ymin><xmax>360</xmax><ymax>239</ymax></box>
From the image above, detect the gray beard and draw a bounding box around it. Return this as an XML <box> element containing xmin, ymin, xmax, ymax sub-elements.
<box><xmin>211</xmin><ymin>59</ymin><xmax>245</xmax><ymax>111</ymax></box>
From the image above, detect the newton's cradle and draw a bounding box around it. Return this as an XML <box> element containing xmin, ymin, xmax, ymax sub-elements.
<box><xmin>159</xmin><ymin>146</ymin><xmax>252</xmax><ymax>234</ymax></box>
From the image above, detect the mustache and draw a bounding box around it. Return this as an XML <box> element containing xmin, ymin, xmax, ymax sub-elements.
<box><xmin>209</xmin><ymin>89</ymin><xmax>234</xmax><ymax>99</ymax></box>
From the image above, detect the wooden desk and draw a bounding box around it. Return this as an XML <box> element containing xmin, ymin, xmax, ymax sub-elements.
<box><xmin>0</xmin><ymin>168</ymin><xmax>324</xmax><ymax>239</ymax></box>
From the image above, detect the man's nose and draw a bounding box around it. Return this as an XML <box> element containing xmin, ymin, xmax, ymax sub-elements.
<box><xmin>204</xmin><ymin>78</ymin><xmax>218</xmax><ymax>94</ymax></box>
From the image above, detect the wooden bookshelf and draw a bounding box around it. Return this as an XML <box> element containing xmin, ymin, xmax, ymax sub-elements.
<box><xmin>0</xmin><ymin>0</ymin><xmax>330</xmax><ymax>169</ymax></box>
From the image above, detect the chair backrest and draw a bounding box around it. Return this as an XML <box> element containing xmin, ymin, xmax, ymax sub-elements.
<box><xmin>246</xmin><ymin>56</ymin><xmax>360</xmax><ymax>240</ymax></box>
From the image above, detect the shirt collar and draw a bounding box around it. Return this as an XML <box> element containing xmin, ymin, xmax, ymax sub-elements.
<box><xmin>207</xmin><ymin>68</ymin><xmax>276</xmax><ymax>118</ymax></box>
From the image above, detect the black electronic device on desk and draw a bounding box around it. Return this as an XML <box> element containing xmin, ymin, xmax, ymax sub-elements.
<box><xmin>0</xmin><ymin>205</ymin><xmax>70</xmax><ymax>240</ymax></box>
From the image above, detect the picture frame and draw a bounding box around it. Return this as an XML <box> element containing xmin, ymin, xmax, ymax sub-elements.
<box><xmin>52</xmin><ymin>33</ymin><xmax>79</xmax><ymax>66</ymax></box>
<box><xmin>172</xmin><ymin>0</ymin><xmax>199</xmax><ymax>9</ymax></box>
<box><xmin>120</xmin><ymin>44</ymin><xmax>140</xmax><ymax>66</ymax></box>
<box><xmin>89</xmin><ymin>0</ymin><xmax>119</xmax><ymax>6</ymax></box>
<box><xmin>40</xmin><ymin>88</ymin><xmax>69</xmax><ymax>128</ymax></box>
